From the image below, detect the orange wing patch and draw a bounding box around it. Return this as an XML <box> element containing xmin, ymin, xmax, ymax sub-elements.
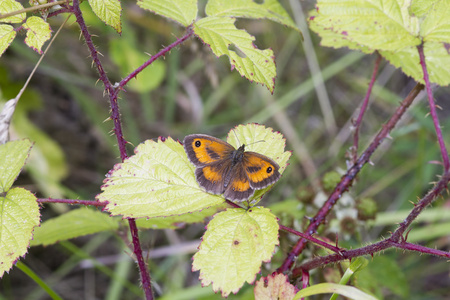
<box><xmin>244</xmin><ymin>152</ymin><xmax>280</xmax><ymax>189</ymax></box>
<box><xmin>190</xmin><ymin>138</ymin><xmax>233</xmax><ymax>164</ymax></box>
<box><xmin>202</xmin><ymin>165</ymin><xmax>225</xmax><ymax>183</ymax></box>
<box><xmin>228</xmin><ymin>175</ymin><xmax>251</xmax><ymax>192</ymax></box>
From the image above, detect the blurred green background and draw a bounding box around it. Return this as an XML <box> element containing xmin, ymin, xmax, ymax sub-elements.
<box><xmin>1</xmin><ymin>0</ymin><xmax>449</xmax><ymax>299</ymax></box>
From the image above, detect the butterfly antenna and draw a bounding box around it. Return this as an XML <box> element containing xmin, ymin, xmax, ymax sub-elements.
<box><xmin>232</xmin><ymin>128</ymin><xmax>242</xmax><ymax>146</ymax></box>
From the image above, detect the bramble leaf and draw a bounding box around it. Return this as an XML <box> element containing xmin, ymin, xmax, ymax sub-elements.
<box><xmin>88</xmin><ymin>0</ymin><xmax>122</xmax><ymax>33</ymax></box>
<box><xmin>192</xmin><ymin>207</ymin><xmax>279</xmax><ymax>297</ymax></box>
<box><xmin>0</xmin><ymin>139</ymin><xmax>38</xmax><ymax>277</ymax></box>
<box><xmin>0</xmin><ymin>25</ymin><xmax>16</xmax><ymax>57</ymax></box>
<box><xmin>205</xmin><ymin>0</ymin><xmax>299</xmax><ymax>32</ymax></box>
<box><xmin>0</xmin><ymin>0</ymin><xmax>26</xmax><ymax>23</ymax></box>
<box><xmin>309</xmin><ymin>0</ymin><xmax>450</xmax><ymax>86</ymax></box>
<box><xmin>0</xmin><ymin>188</ymin><xmax>39</xmax><ymax>277</ymax></box>
<box><xmin>98</xmin><ymin>137</ymin><xmax>225</xmax><ymax>219</ymax></box>
<box><xmin>99</xmin><ymin>124</ymin><xmax>288</xmax><ymax>219</ymax></box>
<box><xmin>254</xmin><ymin>273</ymin><xmax>299</xmax><ymax>300</ymax></box>
<box><xmin>0</xmin><ymin>139</ymin><xmax>33</xmax><ymax>193</ymax></box>
<box><xmin>137</xmin><ymin>0</ymin><xmax>197</xmax><ymax>27</ymax></box>
<box><xmin>31</xmin><ymin>208</ymin><xmax>119</xmax><ymax>247</ymax></box>
<box><xmin>194</xmin><ymin>16</ymin><xmax>276</xmax><ymax>93</ymax></box>
<box><xmin>22</xmin><ymin>16</ymin><xmax>51</xmax><ymax>54</ymax></box>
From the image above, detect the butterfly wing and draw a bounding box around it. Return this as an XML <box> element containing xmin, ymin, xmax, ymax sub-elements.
<box><xmin>242</xmin><ymin>152</ymin><xmax>281</xmax><ymax>189</ymax></box>
<box><xmin>223</xmin><ymin>163</ymin><xmax>254</xmax><ymax>201</ymax></box>
<box><xmin>183</xmin><ymin>134</ymin><xmax>236</xmax><ymax>167</ymax></box>
<box><xmin>195</xmin><ymin>160</ymin><xmax>233</xmax><ymax>195</ymax></box>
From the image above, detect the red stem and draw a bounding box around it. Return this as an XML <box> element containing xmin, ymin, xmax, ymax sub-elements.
<box><xmin>113</xmin><ymin>27</ymin><xmax>194</xmax><ymax>97</ymax></box>
<box><xmin>417</xmin><ymin>44</ymin><xmax>450</xmax><ymax>171</ymax></box>
<box><xmin>71</xmin><ymin>0</ymin><xmax>152</xmax><ymax>298</ymax></box>
<box><xmin>278</xmin><ymin>83</ymin><xmax>424</xmax><ymax>273</ymax></box>
<box><xmin>351</xmin><ymin>53</ymin><xmax>382</xmax><ymax>163</ymax></box>
<box><xmin>292</xmin><ymin>170</ymin><xmax>450</xmax><ymax>276</ymax></box>
<box><xmin>37</xmin><ymin>198</ymin><xmax>105</xmax><ymax>206</ymax></box>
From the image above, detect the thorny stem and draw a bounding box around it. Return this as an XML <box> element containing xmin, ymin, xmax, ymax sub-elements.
<box><xmin>72</xmin><ymin>0</ymin><xmax>152</xmax><ymax>298</ymax></box>
<box><xmin>113</xmin><ymin>27</ymin><xmax>194</xmax><ymax>96</ymax></box>
<box><xmin>293</xmin><ymin>171</ymin><xmax>450</xmax><ymax>276</ymax></box>
<box><xmin>417</xmin><ymin>44</ymin><xmax>450</xmax><ymax>171</ymax></box>
<box><xmin>351</xmin><ymin>53</ymin><xmax>382</xmax><ymax>163</ymax></box>
<box><xmin>37</xmin><ymin>198</ymin><xmax>105</xmax><ymax>206</ymax></box>
<box><xmin>278</xmin><ymin>83</ymin><xmax>425</xmax><ymax>273</ymax></box>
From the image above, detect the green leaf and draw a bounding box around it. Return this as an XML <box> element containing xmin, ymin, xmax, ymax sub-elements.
<box><xmin>192</xmin><ymin>207</ymin><xmax>279</xmax><ymax>297</ymax></box>
<box><xmin>309</xmin><ymin>0</ymin><xmax>450</xmax><ymax>86</ymax></box>
<box><xmin>420</xmin><ymin>0</ymin><xmax>450</xmax><ymax>43</ymax></box>
<box><xmin>293</xmin><ymin>283</ymin><xmax>378</xmax><ymax>300</ymax></box>
<box><xmin>88</xmin><ymin>0</ymin><xmax>122</xmax><ymax>33</ymax></box>
<box><xmin>30</xmin><ymin>208</ymin><xmax>119</xmax><ymax>246</ymax></box>
<box><xmin>355</xmin><ymin>255</ymin><xmax>409</xmax><ymax>299</ymax></box>
<box><xmin>380</xmin><ymin>41</ymin><xmax>450</xmax><ymax>86</ymax></box>
<box><xmin>0</xmin><ymin>24</ymin><xmax>16</xmax><ymax>57</ymax></box>
<box><xmin>22</xmin><ymin>16</ymin><xmax>52</xmax><ymax>54</ymax></box>
<box><xmin>193</xmin><ymin>16</ymin><xmax>276</xmax><ymax>93</ymax></box>
<box><xmin>0</xmin><ymin>187</ymin><xmax>40</xmax><ymax>277</ymax></box>
<box><xmin>310</xmin><ymin>0</ymin><xmax>420</xmax><ymax>52</ymax></box>
<box><xmin>410</xmin><ymin>0</ymin><xmax>440</xmax><ymax>18</ymax></box>
<box><xmin>98</xmin><ymin>137</ymin><xmax>225</xmax><ymax>219</ymax></box>
<box><xmin>254</xmin><ymin>273</ymin><xmax>298</xmax><ymax>300</ymax></box>
<box><xmin>0</xmin><ymin>0</ymin><xmax>26</xmax><ymax>23</ymax></box>
<box><xmin>109</xmin><ymin>37</ymin><xmax>166</xmax><ymax>93</ymax></box>
<box><xmin>331</xmin><ymin>257</ymin><xmax>369</xmax><ymax>300</ymax></box>
<box><xmin>0</xmin><ymin>139</ymin><xmax>33</xmax><ymax>193</ymax></box>
<box><xmin>137</xmin><ymin>0</ymin><xmax>197</xmax><ymax>27</ymax></box>
<box><xmin>205</xmin><ymin>0</ymin><xmax>299</xmax><ymax>32</ymax></box>
<box><xmin>308</xmin><ymin>10</ymin><xmax>373</xmax><ymax>54</ymax></box>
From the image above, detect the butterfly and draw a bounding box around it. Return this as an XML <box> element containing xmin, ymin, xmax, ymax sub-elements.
<box><xmin>183</xmin><ymin>134</ymin><xmax>281</xmax><ymax>202</ymax></box>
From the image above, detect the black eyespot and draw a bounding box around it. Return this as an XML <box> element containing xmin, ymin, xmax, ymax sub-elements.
<box><xmin>266</xmin><ymin>166</ymin><xmax>273</xmax><ymax>173</ymax></box>
<box><xmin>195</xmin><ymin>140</ymin><xmax>201</xmax><ymax>147</ymax></box>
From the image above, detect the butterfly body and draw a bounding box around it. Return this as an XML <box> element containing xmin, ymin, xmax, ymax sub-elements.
<box><xmin>184</xmin><ymin>134</ymin><xmax>281</xmax><ymax>201</ymax></box>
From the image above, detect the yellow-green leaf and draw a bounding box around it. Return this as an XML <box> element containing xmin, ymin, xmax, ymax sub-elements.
<box><xmin>88</xmin><ymin>0</ymin><xmax>122</xmax><ymax>33</ymax></box>
<box><xmin>194</xmin><ymin>16</ymin><xmax>276</xmax><ymax>93</ymax></box>
<box><xmin>309</xmin><ymin>0</ymin><xmax>450</xmax><ymax>86</ymax></box>
<box><xmin>192</xmin><ymin>207</ymin><xmax>279</xmax><ymax>297</ymax></box>
<box><xmin>0</xmin><ymin>0</ymin><xmax>26</xmax><ymax>24</ymax></box>
<box><xmin>98</xmin><ymin>137</ymin><xmax>225</xmax><ymax>219</ymax></box>
<box><xmin>137</xmin><ymin>0</ymin><xmax>197</xmax><ymax>27</ymax></box>
<box><xmin>380</xmin><ymin>41</ymin><xmax>450</xmax><ymax>86</ymax></box>
<box><xmin>0</xmin><ymin>139</ymin><xmax>33</xmax><ymax>193</ymax></box>
<box><xmin>22</xmin><ymin>16</ymin><xmax>51</xmax><ymax>54</ymax></box>
<box><xmin>0</xmin><ymin>187</ymin><xmax>40</xmax><ymax>277</ymax></box>
<box><xmin>205</xmin><ymin>0</ymin><xmax>299</xmax><ymax>32</ymax></box>
<box><xmin>310</xmin><ymin>0</ymin><xmax>420</xmax><ymax>52</ymax></box>
<box><xmin>0</xmin><ymin>24</ymin><xmax>16</xmax><ymax>57</ymax></box>
<box><xmin>420</xmin><ymin>0</ymin><xmax>450</xmax><ymax>43</ymax></box>
<box><xmin>31</xmin><ymin>208</ymin><xmax>119</xmax><ymax>246</ymax></box>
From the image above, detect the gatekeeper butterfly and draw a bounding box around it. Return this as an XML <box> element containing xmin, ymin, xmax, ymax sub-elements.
<box><xmin>184</xmin><ymin>134</ymin><xmax>281</xmax><ymax>201</ymax></box>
